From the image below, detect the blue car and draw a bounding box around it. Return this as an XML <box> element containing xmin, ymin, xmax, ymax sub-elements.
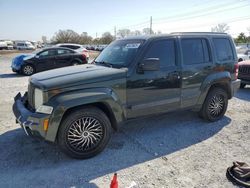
<box><xmin>11</xmin><ymin>47</ymin><xmax>87</xmax><ymax>75</ymax></box>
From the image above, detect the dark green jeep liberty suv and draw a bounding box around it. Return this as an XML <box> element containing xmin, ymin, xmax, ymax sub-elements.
<box><xmin>13</xmin><ymin>32</ymin><xmax>240</xmax><ymax>159</ymax></box>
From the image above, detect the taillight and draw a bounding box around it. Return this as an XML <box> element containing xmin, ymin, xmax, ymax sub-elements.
<box><xmin>83</xmin><ymin>50</ymin><xmax>88</xmax><ymax>53</ymax></box>
<box><xmin>234</xmin><ymin>63</ymin><xmax>239</xmax><ymax>79</ymax></box>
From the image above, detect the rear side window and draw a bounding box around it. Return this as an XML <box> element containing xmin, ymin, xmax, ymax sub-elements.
<box><xmin>213</xmin><ymin>38</ymin><xmax>234</xmax><ymax>61</ymax></box>
<box><xmin>144</xmin><ymin>39</ymin><xmax>176</xmax><ymax>67</ymax></box>
<box><xmin>181</xmin><ymin>39</ymin><xmax>210</xmax><ymax>65</ymax></box>
<box><xmin>61</xmin><ymin>45</ymin><xmax>80</xmax><ymax>50</ymax></box>
<box><xmin>57</xmin><ymin>49</ymin><xmax>73</xmax><ymax>54</ymax></box>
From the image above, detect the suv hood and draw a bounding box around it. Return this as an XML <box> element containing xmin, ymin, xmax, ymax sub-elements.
<box><xmin>30</xmin><ymin>64</ymin><xmax>127</xmax><ymax>91</ymax></box>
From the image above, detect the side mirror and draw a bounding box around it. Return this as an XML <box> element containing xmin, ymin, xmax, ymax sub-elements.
<box><xmin>35</xmin><ymin>55</ymin><xmax>39</xmax><ymax>58</ymax></box>
<box><xmin>138</xmin><ymin>58</ymin><xmax>160</xmax><ymax>72</ymax></box>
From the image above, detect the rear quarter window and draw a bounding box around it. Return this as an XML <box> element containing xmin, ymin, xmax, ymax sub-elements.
<box><xmin>213</xmin><ymin>38</ymin><xmax>234</xmax><ymax>62</ymax></box>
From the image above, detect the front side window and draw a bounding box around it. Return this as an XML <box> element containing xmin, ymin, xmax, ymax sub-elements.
<box><xmin>39</xmin><ymin>50</ymin><xmax>49</xmax><ymax>57</ymax></box>
<box><xmin>213</xmin><ymin>38</ymin><xmax>234</xmax><ymax>61</ymax></box>
<box><xmin>181</xmin><ymin>38</ymin><xmax>210</xmax><ymax>65</ymax></box>
<box><xmin>143</xmin><ymin>40</ymin><xmax>176</xmax><ymax>67</ymax></box>
<box><xmin>39</xmin><ymin>50</ymin><xmax>56</xmax><ymax>57</ymax></box>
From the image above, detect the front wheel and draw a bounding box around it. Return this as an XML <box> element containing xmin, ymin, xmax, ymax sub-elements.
<box><xmin>22</xmin><ymin>64</ymin><xmax>35</xmax><ymax>76</ymax></box>
<box><xmin>57</xmin><ymin>106</ymin><xmax>112</xmax><ymax>159</ymax></box>
<box><xmin>199</xmin><ymin>88</ymin><xmax>228</xmax><ymax>122</ymax></box>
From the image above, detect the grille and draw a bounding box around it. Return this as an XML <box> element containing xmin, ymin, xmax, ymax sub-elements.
<box><xmin>28</xmin><ymin>83</ymin><xmax>35</xmax><ymax>109</ymax></box>
<box><xmin>239</xmin><ymin>65</ymin><xmax>250</xmax><ymax>75</ymax></box>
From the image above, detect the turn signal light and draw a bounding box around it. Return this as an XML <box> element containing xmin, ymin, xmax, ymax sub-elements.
<box><xmin>43</xmin><ymin>119</ymin><xmax>49</xmax><ymax>131</ymax></box>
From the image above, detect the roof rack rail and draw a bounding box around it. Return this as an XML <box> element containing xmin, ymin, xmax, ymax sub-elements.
<box><xmin>170</xmin><ymin>32</ymin><xmax>227</xmax><ymax>35</ymax></box>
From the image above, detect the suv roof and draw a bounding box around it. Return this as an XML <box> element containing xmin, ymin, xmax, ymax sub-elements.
<box><xmin>120</xmin><ymin>32</ymin><xmax>230</xmax><ymax>41</ymax></box>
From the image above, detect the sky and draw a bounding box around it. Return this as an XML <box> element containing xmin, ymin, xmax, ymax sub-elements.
<box><xmin>0</xmin><ymin>0</ymin><xmax>250</xmax><ymax>41</ymax></box>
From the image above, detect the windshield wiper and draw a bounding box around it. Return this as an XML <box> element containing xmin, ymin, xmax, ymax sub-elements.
<box><xmin>94</xmin><ymin>61</ymin><xmax>113</xmax><ymax>68</ymax></box>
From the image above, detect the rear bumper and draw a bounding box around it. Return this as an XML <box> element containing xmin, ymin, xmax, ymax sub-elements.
<box><xmin>231</xmin><ymin>79</ymin><xmax>241</xmax><ymax>96</ymax></box>
<box><xmin>12</xmin><ymin>92</ymin><xmax>50</xmax><ymax>138</ymax></box>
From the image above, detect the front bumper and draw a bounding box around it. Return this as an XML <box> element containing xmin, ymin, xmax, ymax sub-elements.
<box><xmin>231</xmin><ymin>79</ymin><xmax>241</xmax><ymax>96</ymax></box>
<box><xmin>12</xmin><ymin>92</ymin><xmax>50</xmax><ymax>138</ymax></box>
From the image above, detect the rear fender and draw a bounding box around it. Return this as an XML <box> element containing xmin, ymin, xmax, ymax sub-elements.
<box><xmin>195</xmin><ymin>71</ymin><xmax>232</xmax><ymax>111</ymax></box>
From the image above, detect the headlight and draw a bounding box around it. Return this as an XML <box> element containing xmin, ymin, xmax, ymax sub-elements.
<box><xmin>34</xmin><ymin>88</ymin><xmax>43</xmax><ymax>109</ymax></box>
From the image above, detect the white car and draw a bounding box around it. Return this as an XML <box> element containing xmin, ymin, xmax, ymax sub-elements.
<box><xmin>56</xmin><ymin>43</ymin><xmax>89</xmax><ymax>60</ymax></box>
<box><xmin>236</xmin><ymin>46</ymin><xmax>250</xmax><ymax>62</ymax></box>
<box><xmin>16</xmin><ymin>41</ymin><xmax>35</xmax><ymax>50</ymax></box>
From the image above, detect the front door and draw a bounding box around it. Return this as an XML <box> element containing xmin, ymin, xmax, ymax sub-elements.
<box><xmin>126</xmin><ymin>38</ymin><xmax>181</xmax><ymax>118</ymax></box>
<box><xmin>36</xmin><ymin>49</ymin><xmax>56</xmax><ymax>71</ymax></box>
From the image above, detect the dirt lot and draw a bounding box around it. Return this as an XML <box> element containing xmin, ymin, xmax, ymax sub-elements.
<box><xmin>0</xmin><ymin>53</ymin><xmax>249</xmax><ymax>188</ymax></box>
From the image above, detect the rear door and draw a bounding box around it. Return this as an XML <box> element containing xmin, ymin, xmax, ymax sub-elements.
<box><xmin>127</xmin><ymin>38</ymin><xmax>181</xmax><ymax>118</ymax></box>
<box><xmin>54</xmin><ymin>49</ymin><xmax>74</xmax><ymax>68</ymax></box>
<box><xmin>180</xmin><ymin>37</ymin><xmax>213</xmax><ymax>108</ymax></box>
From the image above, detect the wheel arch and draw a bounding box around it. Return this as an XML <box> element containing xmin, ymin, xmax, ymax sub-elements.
<box><xmin>194</xmin><ymin>72</ymin><xmax>233</xmax><ymax>111</ymax></box>
<box><xmin>44</xmin><ymin>89</ymin><xmax>125</xmax><ymax>142</ymax></box>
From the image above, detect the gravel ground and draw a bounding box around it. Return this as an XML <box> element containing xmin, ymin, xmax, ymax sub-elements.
<box><xmin>0</xmin><ymin>53</ymin><xmax>249</xmax><ymax>188</ymax></box>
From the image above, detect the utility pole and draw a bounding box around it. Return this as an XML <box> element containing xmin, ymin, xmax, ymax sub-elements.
<box><xmin>114</xmin><ymin>26</ymin><xmax>117</xmax><ymax>39</ymax></box>
<box><xmin>150</xmin><ymin>16</ymin><xmax>152</xmax><ymax>35</ymax></box>
<box><xmin>96</xmin><ymin>32</ymin><xmax>97</xmax><ymax>38</ymax></box>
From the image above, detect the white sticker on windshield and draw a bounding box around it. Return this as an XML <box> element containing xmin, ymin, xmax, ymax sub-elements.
<box><xmin>125</xmin><ymin>43</ymin><xmax>141</xmax><ymax>49</ymax></box>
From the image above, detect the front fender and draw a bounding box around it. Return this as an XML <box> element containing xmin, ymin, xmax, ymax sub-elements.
<box><xmin>195</xmin><ymin>71</ymin><xmax>232</xmax><ymax>110</ymax></box>
<box><xmin>45</xmin><ymin>88</ymin><xmax>125</xmax><ymax>142</ymax></box>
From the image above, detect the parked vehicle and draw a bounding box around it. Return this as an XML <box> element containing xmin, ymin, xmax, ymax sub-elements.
<box><xmin>13</xmin><ymin>32</ymin><xmax>240</xmax><ymax>159</ymax></box>
<box><xmin>11</xmin><ymin>47</ymin><xmax>87</xmax><ymax>75</ymax></box>
<box><xmin>0</xmin><ymin>41</ymin><xmax>8</xmax><ymax>50</ymax></box>
<box><xmin>56</xmin><ymin>43</ymin><xmax>89</xmax><ymax>61</ymax></box>
<box><xmin>238</xmin><ymin>60</ymin><xmax>250</xmax><ymax>88</ymax></box>
<box><xmin>16</xmin><ymin>41</ymin><xmax>35</xmax><ymax>50</ymax></box>
<box><xmin>236</xmin><ymin>46</ymin><xmax>250</xmax><ymax>62</ymax></box>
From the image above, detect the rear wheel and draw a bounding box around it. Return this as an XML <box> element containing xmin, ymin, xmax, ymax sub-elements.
<box><xmin>58</xmin><ymin>106</ymin><xmax>112</xmax><ymax>159</ymax></box>
<box><xmin>199</xmin><ymin>88</ymin><xmax>228</xmax><ymax>122</ymax></box>
<box><xmin>22</xmin><ymin>64</ymin><xmax>35</xmax><ymax>76</ymax></box>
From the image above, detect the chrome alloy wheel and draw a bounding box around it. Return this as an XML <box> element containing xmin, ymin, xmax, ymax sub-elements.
<box><xmin>67</xmin><ymin>117</ymin><xmax>103</xmax><ymax>152</ymax></box>
<box><xmin>23</xmin><ymin>65</ymin><xmax>34</xmax><ymax>75</ymax></box>
<box><xmin>208</xmin><ymin>94</ymin><xmax>225</xmax><ymax>117</ymax></box>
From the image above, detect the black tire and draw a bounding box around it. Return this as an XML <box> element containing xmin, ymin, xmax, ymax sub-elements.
<box><xmin>240</xmin><ymin>83</ymin><xmax>246</xmax><ymax>89</ymax></box>
<box><xmin>199</xmin><ymin>88</ymin><xmax>228</xmax><ymax>122</ymax></box>
<box><xmin>57</xmin><ymin>106</ymin><xmax>112</xmax><ymax>159</ymax></box>
<box><xmin>22</xmin><ymin>64</ymin><xmax>35</xmax><ymax>76</ymax></box>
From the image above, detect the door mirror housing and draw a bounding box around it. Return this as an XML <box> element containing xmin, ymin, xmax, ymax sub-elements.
<box><xmin>35</xmin><ymin>55</ymin><xmax>39</xmax><ymax>58</ymax></box>
<box><xmin>138</xmin><ymin>58</ymin><xmax>160</xmax><ymax>72</ymax></box>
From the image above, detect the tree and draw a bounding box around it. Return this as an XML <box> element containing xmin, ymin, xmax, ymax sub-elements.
<box><xmin>79</xmin><ymin>32</ymin><xmax>92</xmax><ymax>44</ymax></box>
<box><xmin>117</xmin><ymin>29</ymin><xmax>131</xmax><ymax>38</ymax></box>
<box><xmin>211</xmin><ymin>23</ymin><xmax>230</xmax><ymax>33</ymax></box>
<box><xmin>51</xmin><ymin>29</ymin><xmax>80</xmax><ymax>43</ymax></box>
<box><xmin>100</xmin><ymin>32</ymin><xmax>114</xmax><ymax>44</ymax></box>
<box><xmin>235</xmin><ymin>32</ymin><xmax>248</xmax><ymax>44</ymax></box>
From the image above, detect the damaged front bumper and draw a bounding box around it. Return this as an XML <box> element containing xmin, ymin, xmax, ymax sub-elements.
<box><xmin>12</xmin><ymin>92</ymin><xmax>50</xmax><ymax>139</ymax></box>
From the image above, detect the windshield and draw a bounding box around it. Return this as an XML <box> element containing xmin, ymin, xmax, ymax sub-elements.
<box><xmin>95</xmin><ymin>39</ymin><xmax>144</xmax><ymax>67</ymax></box>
